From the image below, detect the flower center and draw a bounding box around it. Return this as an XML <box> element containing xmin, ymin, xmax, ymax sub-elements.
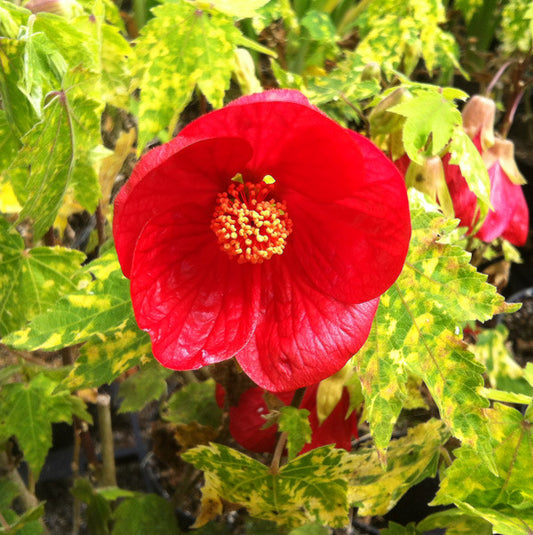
<box><xmin>211</xmin><ymin>176</ymin><xmax>293</xmax><ymax>264</ymax></box>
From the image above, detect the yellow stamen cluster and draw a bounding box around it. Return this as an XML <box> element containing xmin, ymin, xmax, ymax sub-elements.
<box><xmin>211</xmin><ymin>181</ymin><xmax>293</xmax><ymax>264</ymax></box>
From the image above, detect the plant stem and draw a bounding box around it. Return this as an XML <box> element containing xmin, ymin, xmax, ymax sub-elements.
<box><xmin>97</xmin><ymin>393</ymin><xmax>117</xmax><ymax>487</ymax></box>
<box><xmin>269</xmin><ymin>432</ymin><xmax>288</xmax><ymax>475</ymax></box>
<box><xmin>270</xmin><ymin>387</ymin><xmax>307</xmax><ymax>474</ymax></box>
<box><xmin>94</xmin><ymin>203</ymin><xmax>106</xmax><ymax>257</ymax></box>
<box><xmin>0</xmin><ymin>511</ymin><xmax>10</xmax><ymax>530</ymax></box>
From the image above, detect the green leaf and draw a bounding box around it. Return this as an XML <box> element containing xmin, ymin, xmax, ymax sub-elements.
<box><xmin>447</xmin><ymin>127</ymin><xmax>491</xmax><ymax>225</ymax></box>
<box><xmin>0</xmin><ymin>1</ymin><xmax>30</xmax><ymax>38</ymax></box>
<box><xmin>0</xmin><ymin>110</ymin><xmax>21</xmax><ymax>171</ymax></box>
<box><xmin>0</xmin><ymin>503</ymin><xmax>45</xmax><ymax>535</ymax></box>
<box><xmin>0</xmin><ymin>37</ymin><xmax>39</xmax><ymax>137</ymax></box>
<box><xmin>134</xmin><ymin>1</ymin><xmax>242</xmax><ymax>148</ymax></box>
<box><xmin>162</xmin><ymin>379</ymin><xmax>222</xmax><ymax>428</ymax></box>
<box><xmin>8</xmin><ymin>91</ymin><xmax>101</xmax><ymax>238</ymax></box>
<box><xmin>183</xmin><ymin>444</ymin><xmax>353</xmax><ymax>529</ymax></box>
<box><xmin>112</xmin><ymin>494</ymin><xmax>181</xmax><ymax>535</ymax></box>
<box><xmin>348</xmin><ymin>420</ymin><xmax>450</xmax><ymax>515</ymax></box>
<box><xmin>417</xmin><ymin>508</ymin><xmax>492</xmax><ymax>535</ymax></box>
<box><xmin>471</xmin><ymin>325</ymin><xmax>532</xmax><ymax>396</ymax></box>
<box><xmin>0</xmin><ymin>479</ymin><xmax>19</xmax><ymax>510</ymax></box>
<box><xmin>0</xmin><ymin>218</ymin><xmax>87</xmax><ymax>336</ymax></box>
<box><xmin>3</xmin><ymin>251</ymin><xmax>133</xmax><ymax>351</ymax></box>
<box><xmin>0</xmin><ymin>374</ymin><xmax>91</xmax><ymax>475</ymax></box>
<box><xmin>71</xmin><ymin>478</ymin><xmax>113</xmax><ymax>535</ymax></box>
<box><xmin>355</xmin><ymin>191</ymin><xmax>508</xmax><ymax>460</ymax></box>
<box><xmin>300</xmin><ymin>10</ymin><xmax>337</xmax><ymax>44</ymax></box>
<box><xmin>433</xmin><ymin>402</ymin><xmax>533</xmax><ymax>534</ymax></box>
<box><xmin>278</xmin><ymin>406</ymin><xmax>311</xmax><ymax>461</ymax></box>
<box><xmin>500</xmin><ymin>0</ymin><xmax>533</xmax><ymax>54</ymax></box>
<box><xmin>64</xmin><ymin>320</ymin><xmax>151</xmax><ymax>390</ymax></box>
<box><xmin>352</xmin><ymin>0</ymin><xmax>461</xmax><ymax>80</ymax></box>
<box><xmin>391</xmin><ymin>91</ymin><xmax>463</xmax><ymax>163</ymax></box>
<box><xmin>118</xmin><ymin>362</ymin><xmax>171</xmax><ymax>413</ymax></box>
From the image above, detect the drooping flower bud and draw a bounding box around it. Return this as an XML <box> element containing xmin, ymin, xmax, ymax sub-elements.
<box><xmin>483</xmin><ymin>138</ymin><xmax>526</xmax><ymax>185</ymax></box>
<box><xmin>462</xmin><ymin>95</ymin><xmax>496</xmax><ymax>150</ymax></box>
<box><xmin>361</xmin><ymin>62</ymin><xmax>381</xmax><ymax>82</ymax></box>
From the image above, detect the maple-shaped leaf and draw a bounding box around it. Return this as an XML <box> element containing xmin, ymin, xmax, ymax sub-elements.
<box><xmin>352</xmin><ymin>0</ymin><xmax>461</xmax><ymax>79</ymax></box>
<box><xmin>391</xmin><ymin>90</ymin><xmax>463</xmax><ymax>163</ymax></box>
<box><xmin>0</xmin><ymin>374</ymin><xmax>91</xmax><ymax>476</ymax></box>
<box><xmin>64</xmin><ymin>318</ymin><xmax>151</xmax><ymax>391</ymax></box>
<box><xmin>0</xmin><ymin>218</ymin><xmax>87</xmax><ymax>336</ymax></box>
<box><xmin>182</xmin><ymin>444</ymin><xmax>352</xmax><ymax>529</ymax></box>
<box><xmin>355</xmin><ymin>192</ymin><xmax>513</xmax><ymax>460</ymax></box>
<box><xmin>8</xmin><ymin>91</ymin><xmax>101</xmax><ymax>239</ymax></box>
<box><xmin>446</xmin><ymin>127</ymin><xmax>491</xmax><ymax>224</ymax></box>
<box><xmin>348</xmin><ymin>419</ymin><xmax>449</xmax><ymax>515</ymax></box>
<box><xmin>133</xmin><ymin>1</ymin><xmax>242</xmax><ymax>149</ymax></box>
<box><xmin>433</xmin><ymin>402</ymin><xmax>533</xmax><ymax>535</ymax></box>
<box><xmin>3</xmin><ymin>250</ymin><xmax>134</xmax><ymax>351</ymax></box>
<box><xmin>162</xmin><ymin>379</ymin><xmax>222</xmax><ymax>428</ymax></box>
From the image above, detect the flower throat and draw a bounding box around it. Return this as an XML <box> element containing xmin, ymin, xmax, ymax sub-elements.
<box><xmin>211</xmin><ymin>176</ymin><xmax>293</xmax><ymax>264</ymax></box>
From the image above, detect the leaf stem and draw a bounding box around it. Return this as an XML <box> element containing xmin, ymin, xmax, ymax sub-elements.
<box><xmin>97</xmin><ymin>393</ymin><xmax>117</xmax><ymax>487</ymax></box>
<box><xmin>0</xmin><ymin>510</ymin><xmax>10</xmax><ymax>530</ymax></box>
<box><xmin>269</xmin><ymin>387</ymin><xmax>307</xmax><ymax>474</ymax></box>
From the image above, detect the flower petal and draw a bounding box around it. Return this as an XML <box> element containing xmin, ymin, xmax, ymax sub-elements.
<box><xmin>502</xmin><ymin>184</ymin><xmax>529</xmax><ymax>246</ymax></box>
<box><xmin>299</xmin><ymin>385</ymin><xmax>357</xmax><ymax>454</ymax></box>
<box><xmin>477</xmin><ymin>161</ymin><xmax>524</xmax><ymax>243</ymax></box>
<box><xmin>179</xmin><ymin>91</ymin><xmax>367</xmax><ymax>202</ymax></box>
<box><xmin>130</xmin><ymin>207</ymin><xmax>261</xmax><ymax>370</ymax></box>
<box><xmin>283</xmin><ymin>132</ymin><xmax>411</xmax><ymax>304</ymax></box>
<box><xmin>236</xmin><ymin>260</ymin><xmax>379</xmax><ymax>392</ymax></box>
<box><xmin>114</xmin><ymin>136</ymin><xmax>253</xmax><ymax>278</ymax></box>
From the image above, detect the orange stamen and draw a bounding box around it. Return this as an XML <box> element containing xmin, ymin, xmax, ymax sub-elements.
<box><xmin>211</xmin><ymin>180</ymin><xmax>293</xmax><ymax>264</ymax></box>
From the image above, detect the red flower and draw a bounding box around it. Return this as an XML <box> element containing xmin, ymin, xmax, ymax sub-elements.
<box><xmin>113</xmin><ymin>90</ymin><xmax>411</xmax><ymax>392</ymax></box>
<box><xmin>216</xmin><ymin>384</ymin><xmax>358</xmax><ymax>454</ymax></box>
<box><xmin>443</xmin><ymin>136</ymin><xmax>529</xmax><ymax>246</ymax></box>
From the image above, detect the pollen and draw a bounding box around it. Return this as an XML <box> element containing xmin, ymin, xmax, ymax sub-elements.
<box><xmin>211</xmin><ymin>180</ymin><xmax>293</xmax><ymax>264</ymax></box>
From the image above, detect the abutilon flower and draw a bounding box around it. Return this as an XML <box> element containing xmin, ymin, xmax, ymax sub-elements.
<box><xmin>394</xmin><ymin>95</ymin><xmax>529</xmax><ymax>247</ymax></box>
<box><xmin>215</xmin><ymin>383</ymin><xmax>358</xmax><ymax>454</ymax></box>
<box><xmin>113</xmin><ymin>90</ymin><xmax>411</xmax><ymax>392</ymax></box>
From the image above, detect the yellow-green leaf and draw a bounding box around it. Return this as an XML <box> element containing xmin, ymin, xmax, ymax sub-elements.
<box><xmin>183</xmin><ymin>444</ymin><xmax>352</xmax><ymax>529</ymax></box>
<box><xmin>0</xmin><ymin>218</ymin><xmax>87</xmax><ymax>336</ymax></box>
<box><xmin>348</xmin><ymin>420</ymin><xmax>450</xmax><ymax>515</ymax></box>
<box><xmin>433</xmin><ymin>402</ymin><xmax>533</xmax><ymax>534</ymax></box>
<box><xmin>134</xmin><ymin>1</ymin><xmax>241</xmax><ymax>149</ymax></box>
<box><xmin>355</xmin><ymin>192</ymin><xmax>508</xmax><ymax>461</ymax></box>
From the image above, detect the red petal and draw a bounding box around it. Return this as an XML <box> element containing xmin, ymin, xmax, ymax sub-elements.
<box><xmin>477</xmin><ymin>161</ymin><xmax>526</xmax><ymax>243</ymax></box>
<box><xmin>300</xmin><ymin>385</ymin><xmax>357</xmax><ymax>454</ymax></box>
<box><xmin>179</xmin><ymin>94</ymin><xmax>367</xmax><ymax>202</ymax></box>
<box><xmin>442</xmin><ymin>155</ymin><xmax>478</xmax><ymax>232</ymax></box>
<box><xmin>502</xmin><ymin>185</ymin><xmax>529</xmax><ymax>246</ymax></box>
<box><xmin>236</xmin><ymin>260</ymin><xmax>379</xmax><ymax>392</ymax></box>
<box><xmin>113</xmin><ymin>137</ymin><xmax>252</xmax><ymax>278</ymax></box>
<box><xmin>130</xmin><ymin>207</ymin><xmax>261</xmax><ymax>370</ymax></box>
<box><xmin>227</xmin><ymin>387</ymin><xmax>280</xmax><ymax>453</ymax></box>
<box><xmin>284</xmin><ymin>132</ymin><xmax>411</xmax><ymax>304</ymax></box>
